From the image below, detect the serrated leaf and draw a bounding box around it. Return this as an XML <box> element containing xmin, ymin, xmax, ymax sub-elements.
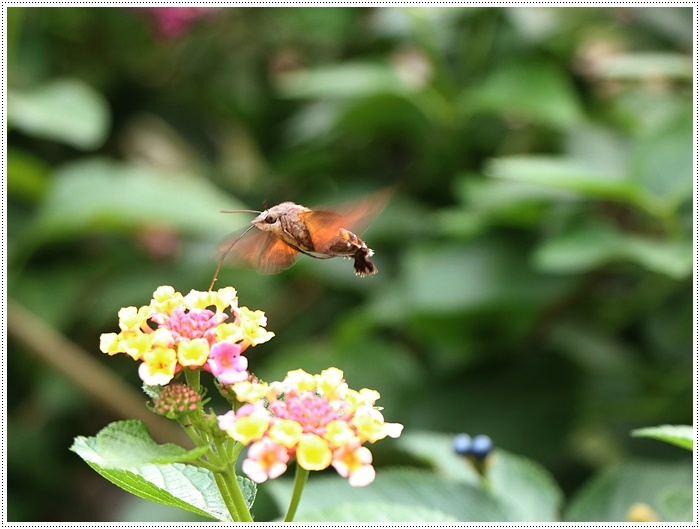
<box><xmin>237</xmin><ymin>475</ymin><xmax>257</xmax><ymax>510</ymax></box>
<box><xmin>267</xmin><ymin>468</ymin><xmax>510</xmax><ymax>522</ymax></box>
<box><xmin>564</xmin><ymin>460</ymin><xmax>692</xmax><ymax>521</ymax></box>
<box><xmin>293</xmin><ymin>501</ymin><xmax>459</xmax><ymax>522</ymax></box>
<box><xmin>72</xmin><ymin>420</ymin><xmax>210</xmax><ymax>467</ymax></box>
<box><xmin>78</xmin><ymin>457</ymin><xmax>232</xmax><ymax>521</ymax></box>
<box><xmin>8</xmin><ymin>79</ymin><xmax>110</xmax><ymax>149</ymax></box>
<box><xmin>631</xmin><ymin>425</ymin><xmax>693</xmax><ymax>450</ymax></box>
<box><xmin>70</xmin><ymin>420</ymin><xmax>256</xmax><ymax>522</ymax></box>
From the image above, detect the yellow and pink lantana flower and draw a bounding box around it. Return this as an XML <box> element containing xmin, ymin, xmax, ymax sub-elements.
<box><xmin>99</xmin><ymin>285</ymin><xmax>274</xmax><ymax>386</ymax></box>
<box><xmin>218</xmin><ymin>368</ymin><xmax>404</xmax><ymax>487</ymax></box>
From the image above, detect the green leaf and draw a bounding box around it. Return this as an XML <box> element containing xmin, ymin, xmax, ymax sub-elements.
<box><xmin>401</xmin><ymin>238</ymin><xmax>571</xmax><ymax>314</ymax></box>
<box><xmin>533</xmin><ymin>225</ymin><xmax>625</xmax><ymax>274</ymax></box>
<box><xmin>70</xmin><ymin>420</ymin><xmax>250</xmax><ymax>522</ymax></box>
<box><xmin>8</xmin><ymin>79</ymin><xmax>110</xmax><ymax>149</ymax></box>
<box><xmin>438</xmin><ymin>176</ymin><xmax>577</xmax><ymax>234</ymax></box>
<box><xmin>533</xmin><ymin>224</ymin><xmax>692</xmax><ymax>279</ymax></box>
<box><xmin>486</xmin><ymin>156</ymin><xmax>647</xmax><ymax>207</ymax></box>
<box><xmin>564</xmin><ymin>460</ymin><xmax>692</xmax><ymax>521</ymax></box>
<box><xmin>72</xmin><ymin>420</ymin><xmax>210</xmax><ymax>467</ymax></box>
<box><xmin>488</xmin><ymin>451</ymin><xmax>564</xmax><ymax>521</ymax></box>
<box><xmin>395</xmin><ymin>430</ymin><xmax>481</xmax><ymax>483</ymax></box>
<box><xmin>26</xmin><ymin>157</ymin><xmax>247</xmax><ymax>246</ymax></box>
<box><xmin>628</xmin><ymin>110</ymin><xmax>692</xmax><ymax>209</ymax></box>
<box><xmin>623</xmin><ymin>237</ymin><xmax>692</xmax><ymax>279</ymax></box>
<box><xmin>278</xmin><ymin>62</ymin><xmax>408</xmax><ymax>99</ymax></box>
<box><xmin>631</xmin><ymin>425</ymin><xmax>693</xmax><ymax>450</ymax></box>
<box><xmin>594</xmin><ymin>52</ymin><xmax>692</xmax><ymax>81</ymax></box>
<box><xmin>469</xmin><ymin>62</ymin><xmax>584</xmax><ymax>128</ymax></box>
<box><xmin>657</xmin><ymin>486</ymin><xmax>693</xmax><ymax>522</ymax></box>
<box><xmin>266</xmin><ymin>468</ymin><xmax>509</xmax><ymax>521</ymax></box>
<box><xmin>293</xmin><ymin>501</ymin><xmax>459</xmax><ymax>522</ymax></box>
<box><xmin>396</xmin><ymin>432</ymin><xmax>564</xmax><ymax>521</ymax></box>
<box><xmin>237</xmin><ymin>475</ymin><xmax>258</xmax><ymax>511</ymax></box>
<box><xmin>7</xmin><ymin>148</ymin><xmax>50</xmax><ymax>203</ymax></box>
<box><xmin>78</xmin><ymin>458</ymin><xmax>233</xmax><ymax>521</ymax></box>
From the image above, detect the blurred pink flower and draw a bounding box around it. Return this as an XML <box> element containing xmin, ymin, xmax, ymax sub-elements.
<box><xmin>137</xmin><ymin>7</ymin><xmax>220</xmax><ymax>39</ymax></box>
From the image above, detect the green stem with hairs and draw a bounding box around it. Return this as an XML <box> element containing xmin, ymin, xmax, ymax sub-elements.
<box><xmin>184</xmin><ymin>368</ymin><xmax>201</xmax><ymax>393</ymax></box>
<box><xmin>284</xmin><ymin>464</ymin><xmax>310</xmax><ymax>522</ymax></box>
<box><xmin>179</xmin><ymin>370</ymin><xmax>252</xmax><ymax>521</ymax></box>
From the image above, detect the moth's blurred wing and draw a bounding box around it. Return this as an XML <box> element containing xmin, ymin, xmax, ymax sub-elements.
<box><xmin>300</xmin><ymin>188</ymin><xmax>392</xmax><ymax>252</ymax></box>
<box><xmin>217</xmin><ymin>229</ymin><xmax>299</xmax><ymax>274</ymax></box>
<box><xmin>256</xmin><ymin>236</ymin><xmax>300</xmax><ymax>274</ymax></box>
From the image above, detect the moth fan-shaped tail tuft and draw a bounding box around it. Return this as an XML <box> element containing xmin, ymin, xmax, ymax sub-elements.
<box><xmin>353</xmin><ymin>248</ymin><xmax>377</xmax><ymax>276</ymax></box>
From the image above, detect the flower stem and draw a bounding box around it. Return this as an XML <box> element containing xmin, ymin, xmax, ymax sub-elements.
<box><xmin>224</xmin><ymin>466</ymin><xmax>254</xmax><ymax>522</ymax></box>
<box><xmin>209</xmin><ymin>436</ymin><xmax>253</xmax><ymax>522</ymax></box>
<box><xmin>284</xmin><ymin>464</ymin><xmax>309</xmax><ymax>522</ymax></box>
<box><xmin>184</xmin><ymin>368</ymin><xmax>201</xmax><ymax>392</ymax></box>
<box><xmin>213</xmin><ymin>471</ymin><xmax>241</xmax><ymax>521</ymax></box>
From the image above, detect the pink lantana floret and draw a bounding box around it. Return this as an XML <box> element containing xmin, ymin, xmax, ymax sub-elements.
<box><xmin>332</xmin><ymin>443</ymin><xmax>375</xmax><ymax>487</ymax></box>
<box><xmin>208</xmin><ymin>342</ymin><xmax>248</xmax><ymax>384</ymax></box>
<box><xmin>242</xmin><ymin>438</ymin><xmax>289</xmax><ymax>483</ymax></box>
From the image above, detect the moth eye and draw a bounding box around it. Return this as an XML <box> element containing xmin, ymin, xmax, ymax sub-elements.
<box><xmin>265</xmin><ymin>215</ymin><xmax>277</xmax><ymax>224</ymax></box>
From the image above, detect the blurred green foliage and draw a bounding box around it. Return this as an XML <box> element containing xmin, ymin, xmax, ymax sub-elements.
<box><xmin>7</xmin><ymin>6</ymin><xmax>693</xmax><ymax>522</ymax></box>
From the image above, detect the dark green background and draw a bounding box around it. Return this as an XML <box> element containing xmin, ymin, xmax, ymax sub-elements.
<box><xmin>7</xmin><ymin>7</ymin><xmax>693</xmax><ymax>521</ymax></box>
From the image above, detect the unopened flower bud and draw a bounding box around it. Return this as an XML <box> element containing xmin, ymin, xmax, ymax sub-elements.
<box><xmin>151</xmin><ymin>383</ymin><xmax>202</xmax><ymax>419</ymax></box>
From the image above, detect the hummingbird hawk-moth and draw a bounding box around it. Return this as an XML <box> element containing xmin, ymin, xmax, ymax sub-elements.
<box><xmin>209</xmin><ymin>189</ymin><xmax>390</xmax><ymax>289</ymax></box>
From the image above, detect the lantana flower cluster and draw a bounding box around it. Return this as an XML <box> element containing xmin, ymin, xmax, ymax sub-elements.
<box><xmin>218</xmin><ymin>368</ymin><xmax>404</xmax><ymax>487</ymax></box>
<box><xmin>100</xmin><ymin>286</ymin><xmax>274</xmax><ymax>386</ymax></box>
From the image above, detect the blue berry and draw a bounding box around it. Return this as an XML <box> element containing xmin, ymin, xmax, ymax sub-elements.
<box><xmin>470</xmin><ymin>434</ymin><xmax>493</xmax><ymax>460</ymax></box>
<box><xmin>453</xmin><ymin>433</ymin><xmax>472</xmax><ymax>456</ymax></box>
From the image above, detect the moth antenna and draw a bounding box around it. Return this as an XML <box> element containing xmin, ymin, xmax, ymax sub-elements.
<box><xmin>219</xmin><ymin>209</ymin><xmax>262</xmax><ymax>214</ymax></box>
<box><xmin>209</xmin><ymin>224</ymin><xmax>257</xmax><ymax>291</ymax></box>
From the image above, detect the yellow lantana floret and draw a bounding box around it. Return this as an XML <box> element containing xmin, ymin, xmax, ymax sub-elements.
<box><xmin>324</xmin><ymin>420</ymin><xmax>358</xmax><ymax>448</ymax></box>
<box><xmin>183</xmin><ymin>289</ymin><xmax>215</xmax><ymax>311</ymax></box>
<box><xmin>225</xmin><ymin>410</ymin><xmax>270</xmax><ymax>444</ymax></box>
<box><xmin>352</xmin><ymin>408</ymin><xmax>404</xmax><ymax>443</ymax></box>
<box><xmin>100</xmin><ymin>333</ymin><xmax>121</xmax><ymax>355</ymax></box>
<box><xmin>237</xmin><ymin>307</ymin><xmax>275</xmax><ymax>346</ymax></box>
<box><xmin>215</xmin><ymin>322</ymin><xmax>244</xmax><ymax>344</ymax></box>
<box><xmin>150</xmin><ymin>328</ymin><xmax>173</xmax><ymax>348</ymax></box>
<box><xmin>296</xmin><ymin>434</ymin><xmax>332</xmax><ymax>471</ymax></box>
<box><xmin>268</xmin><ymin>419</ymin><xmax>303</xmax><ymax>448</ymax></box>
<box><xmin>138</xmin><ymin>347</ymin><xmax>177</xmax><ymax>386</ymax></box>
<box><xmin>151</xmin><ymin>285</ymin><xmax>184</xmax><ymax>314</ymax></box>
<box><xmin>213</xmin><ymin>286</ymin><xmax>238</xmax><ymax>313</ymax></box>
<box><xmin>233</xmin><ymin>381</ymin><xmax>270</xmax><ymax>403</ymax></box>
<box><xmin>118</xmin><ymin>306</ymin><xmax>152</xmax><ymax>332</ymax></box>
<box><xmin>121</xmin><ymin>332</ymin><xmax>153</xmax><ymax>360</ymax></box>
<box><xmin>316</xmin><ymin>367</ymin><xmax>348</xmax><ymax>401</ymax></box>
<box><xmin>177</xmin><ymin>338</ymin><xmax>210</xmax><ymax>367</ymax></box>
<box><xmin>286</xmin><ymin>369</ymin><xmax>317</xmax><ymax>392</ymax></box>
